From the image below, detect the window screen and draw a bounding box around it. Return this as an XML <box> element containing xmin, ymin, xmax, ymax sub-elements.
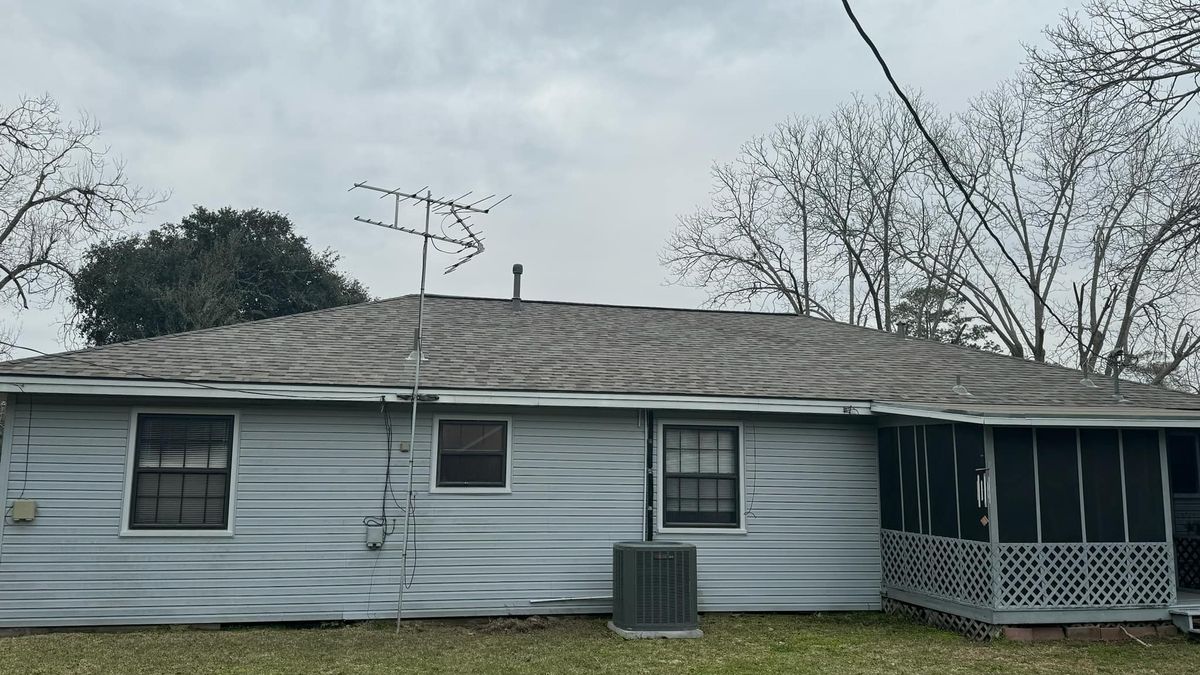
<box><xmin>130</xmin><ymin>414</ymin><xmax>234</xmax><ymax>529</ymax></box>
<box><xmin>436</xmin><ymin>420</ymin><xmax>508</xmax><ymax>488</ymax></box>
<box><xmin>1036</xmin><ymin>428</ymin><xmax>1083</xmax><ymax>543</ymax></box>
<box><xmin>877</xmin><ymin>428</ymin><xmax>902</xmax><ymax>531</ymax></box>
<box><xmin>994</xmin><ymin>427</ymin><xmax>1038</xmax><ymax>543</ymax></box>
<box><xmin>916</xmin><ymin>428</ymin><xmax>931</xmax><ymax>534</ymax></box>
<box><xmin>899</xmin><ymin>426</ymin><xmax>921</xmax><ymax>534</ymax></box>
<box><xmin>954</xmin><ymin>424</ymin><xmax>988</xmax><ymax>542</ymax></box>
<box><xmin>1167</xmin><ymin>432</ymin><xmax>1199</xmax><ymax>495</ymax></box>
<box><xmin>1122</xmin><ymin>429</ymin><xmax>1166</xmax><ymax>542</ymax></box>
<box><xmin>662</xmin><ymin>425</ymin><xmax>739</xmax><ymax>527</ymax></box>
<box><xmin>1080</xmin><ymin>428</ymin><xmax>1124</xmax><ymax>542</ymax></box>
<box><xmin>924</xmin><ymin>424</ymin><xmax>958</xmax><ymax>538</ymax></box>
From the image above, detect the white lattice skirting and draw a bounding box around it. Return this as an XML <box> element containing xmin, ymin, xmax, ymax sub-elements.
<box><xmin>881</xmin><ymin>529</ymin><xmax>993</xmax><ymax>607</ymax></box>
<box><xmin>881</xmin><ymin>529</ymin><xmax>1176</xmax><ymax>611</ymax></box>
<box><xmin>996</xmin><ymin>542</ymin><xmax>1175</xmax><ymax>609</ymax></box>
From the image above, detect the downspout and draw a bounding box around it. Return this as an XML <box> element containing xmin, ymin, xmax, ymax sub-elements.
<box><xmin>645</xmin><ymin>409</ymin><xmax>655</xmax><ymax>542</ymax></box>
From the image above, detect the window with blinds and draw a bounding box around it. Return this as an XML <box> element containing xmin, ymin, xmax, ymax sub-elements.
<box><xmin>435</xmin><ymin>419</ymin><xmax>509</xmax><ymax>488</ymax></box>
<box><xmin>662</xmin><ymin>425</ymin><xmax>740</xmax><ymax>528</ymax></box>
<box><xmin>129</xmin><ymin>413</ymin><xmax>235</xmax><ymax>529</ymax></box>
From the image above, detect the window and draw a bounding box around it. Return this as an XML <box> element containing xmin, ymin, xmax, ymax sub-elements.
<box><xmin>660</xmin><ymin>424</ymin><xmax>741</xmax><ymax>529</ymax></box>
<box><xmin>127</xmin><ymin>413</ymin><xmax>235</xmax><ymax>531</ymax></box>
<box><xmin>432</xmin><ymin>419</ymin><xmax>510</xmax><ymax>491</ymax></box>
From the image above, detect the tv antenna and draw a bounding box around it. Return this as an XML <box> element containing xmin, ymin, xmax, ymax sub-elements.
<box><xmin>349</xmin><ymin>181</ymin><xmax>509</xmax><ymax>631</ymax></box>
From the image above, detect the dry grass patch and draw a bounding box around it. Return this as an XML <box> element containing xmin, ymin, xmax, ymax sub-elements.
<box><xmin>0</xmin><ymin>613</ymin><xmax>1196</xmax><ymax>674</ymax></box>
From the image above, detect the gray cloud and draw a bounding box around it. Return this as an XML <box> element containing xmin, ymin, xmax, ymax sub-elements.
<box><xmin>1</xmin><ymin>0</ymin><xmax>1080</xmax><ymax>354</ymax></box>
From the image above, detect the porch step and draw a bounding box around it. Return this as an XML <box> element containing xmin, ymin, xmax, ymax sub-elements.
<box><xmin>1169</xmin><ymin>608</ymin><xmax>1200</xmax><ymax>635</ymax></box>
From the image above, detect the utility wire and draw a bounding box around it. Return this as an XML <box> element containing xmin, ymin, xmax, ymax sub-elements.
<box><xmin>841</xmin><ymin>0</ymin><xmax>1101</xmax><ymax>363</ymax></box>
<box><xmin>2</xmin><ymin>393</ymin><xmax>33</xmax><ymax>526</ymax></box>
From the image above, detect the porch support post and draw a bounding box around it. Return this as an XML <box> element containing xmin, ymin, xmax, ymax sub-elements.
<box><xmin>984</xmin><ymin>426</ymin><xmax>1001</xmax><ymax>609</ymax></box>
<box><xmin>1160</xmin><ymin>429</ymin><xmax>1178</xmax><ymax>604</ymax></box>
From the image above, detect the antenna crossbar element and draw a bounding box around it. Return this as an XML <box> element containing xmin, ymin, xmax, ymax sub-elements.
<box><xmin>352</xmin><ymin>216</ymin><xmax>476</xmax><ymax>249</ymax></box>
<box><xmin>351</xmin><ymin>181</ymin><xmax>507</xmax><ymax>214</ymax></box>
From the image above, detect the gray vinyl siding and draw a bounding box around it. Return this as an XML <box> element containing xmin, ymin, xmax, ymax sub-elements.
<box><xmin>657</xmin><ymin>414</ymin><xmax>881</xmax><ymax>612</ymax></box>
<box><xmin>0</xmin><ymin>396</ymin><xmax>880</xmax><ymax>627</ymax></box>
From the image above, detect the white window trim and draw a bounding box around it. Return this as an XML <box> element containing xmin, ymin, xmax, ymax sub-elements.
<box><xmin>429</xmin><ymin>415</ymin><xmax>514</xmax><ymax>494</ymax></box>
<box><xmin>120</xmin><ymin>407</ymin><xmax>240</xmax><ymax>537</ymax></box>
<box><xmin>656</xmin><ymin>419</ymin><xmax>747</xmax><ymax>534</ymax></box>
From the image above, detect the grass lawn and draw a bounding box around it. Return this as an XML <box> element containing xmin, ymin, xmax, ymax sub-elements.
<box><xmin>0</xmin><ymin>613</ymin><xmax>1196</xmax><ymax>674</ymax></box>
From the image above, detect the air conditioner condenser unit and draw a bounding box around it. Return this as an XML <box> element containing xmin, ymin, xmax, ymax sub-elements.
<box><xmin>609</xmin><ymin>541</ymin><xmax>701</xmax><ymax>639</ymax></box>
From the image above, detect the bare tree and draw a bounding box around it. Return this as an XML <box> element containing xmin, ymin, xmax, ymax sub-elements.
<box><xmin>663</xmin><ymin>159</ymin><xmax>811</xmax><ymax>314</ymax></box>
<box><xmin>0</xmin><ymin>94</ymin><xmax>157</xmax><ymax>347</ymax></box>
<box><xmin>1066</xmin><ymin>121</ymin><xmax>1200</xmax><ymax>379</ymax></box>
<box><xmin>669</xmin><ymin>96</ymin><xmax>931</xmax><ymax>328</ymax></box>
<box><xmin>808</xmin><ymin>97</ymin><xmax>926</xmax><ymax>329</ymax></box>
<box><xmin>895</xmin><ymin>78</ymin><xmax>1146</xmax><ymax>362</ymax></box>
<box><xmin>1029</xmin><ymin>0</ymin><xmax>1200</xmax><ymax>122</ymax></box>
<box><xmin>666</xmin><ymin>75</ymin><xmax>1200</xmax><ymax>389</ymax></box>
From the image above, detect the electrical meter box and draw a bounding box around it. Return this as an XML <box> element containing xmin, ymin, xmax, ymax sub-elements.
<box><xmin>10</xmin><ymin>499</ymin><xmax>36</xmax><ymax>522</ymax></box>
<box><xmin>365</xmin><ymin>522</ymin><xmax>385</xmax><ymax>549</ymax></box>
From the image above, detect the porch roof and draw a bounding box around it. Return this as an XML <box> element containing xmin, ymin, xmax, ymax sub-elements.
<box><xmin>873</xmin><ymin>401</ymin><xmax>1200</xmax><ymax>427</ymax></box>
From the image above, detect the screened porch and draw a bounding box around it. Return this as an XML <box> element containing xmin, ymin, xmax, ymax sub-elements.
<box><xmin>878</xmin><ymin>423</ymin><xmax>1194</xmax><ymax>626</ymax></box>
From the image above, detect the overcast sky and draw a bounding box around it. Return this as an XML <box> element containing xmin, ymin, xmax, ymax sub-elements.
<box><xmin>2</xmin><ymin>0</ymin><xmax>1082</xmax><ymax>354</ymax></box>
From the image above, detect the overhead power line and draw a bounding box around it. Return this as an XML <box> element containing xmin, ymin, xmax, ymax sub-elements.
<box><xmin>841</xmin><ymin>0</ymin><xmax>1098</xmax><ymax>363</ymax></box>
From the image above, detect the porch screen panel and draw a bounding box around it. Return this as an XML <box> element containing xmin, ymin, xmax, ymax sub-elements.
<box><xmin>916</xmin><ymin>428</ymin><xmax>931</xmax><ymax>534</ymax></box>
<box><xmin>899</xmin><ymin>426</ymin><xmax>921</xmax><ymax>533</ymax></box>
<box><xmin>877</xmin><ymin>428</ymin><xmax>903</xmax><ymax>530</ymax></box>
<box><xmin>954</xmin><ymin>424</ymin><xmax>988</xmax><ymax>542</ymax></box>
<box><xmin>1080</xmin><ymin>428</ymin><xmax>1125</xmax><ymax>542</ymax></box>
<box><xmin>994</xmin><ymin>427</ymin><xmax>1038</xmax><ymax>543</ymax></box>
<box><xmin>1035</xmin><ymin>428</ymin><xmax>1083</xmax><ymax>543</ymax></box>
<box><xmin>1167</xmin><ymin>431</ymin><xmax>1199</xmax><ymax>495</ymax></box>
<box><xmin>924</xmin><ymin>424</ymin><xmax>958</xmax><ymax>538</ymax></box>
<box><xmin>1122</xmin><ymin>429</ymin><xmax>1166</xmax><ymax>542</ymax></box>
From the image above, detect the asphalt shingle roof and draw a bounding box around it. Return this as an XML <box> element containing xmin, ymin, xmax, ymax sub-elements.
<box><xmin>2</xmin><ymin>294</ymin><xmax>1199</xmax><ymax>410</ymax></box>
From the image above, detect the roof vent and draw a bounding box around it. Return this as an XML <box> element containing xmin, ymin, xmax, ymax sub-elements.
<box><xmin>896</xmin><ymin>322</ymin><xmax>909</xmax><ymax>338</ymax></box>
<box><xmin>952</xmin><ymin>375</ymin><xmax>973</xmax><ymax>397</ymax></box>
<box><xmin>405</xmin><ymin>328</ymin><xmax>427</xmax><ymax>361</ymax></box>
<box><xmin>1080</xmin><ymin>377</ymin><xmax>1098</xmax><ymax>389</ymax></box>
<box><xmin>1108</xmin><ymin>349</ymin><xmax>1128</xmax><ymax>402</ymax></box>
<box><xmin>512</xmin><ymin>263</ymin><xmax>523</xmax><ymax>311</ymax></box>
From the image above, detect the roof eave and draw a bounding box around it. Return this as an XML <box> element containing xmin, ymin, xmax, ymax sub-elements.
<box><xmin>872</xmin><ymin>401</ymin><xmax>1200</xmax><ymax>428</ymax></box>
<box><xmin>0</xmin><ymin>375</ymin><xmax>873</xmax><ymax>416</ymax></box>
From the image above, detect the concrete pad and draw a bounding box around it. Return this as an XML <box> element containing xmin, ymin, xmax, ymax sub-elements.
<box><xmin>608</xmin><ymin>622</ymin><xmax>702</xmax><ymax>639</ymax></box>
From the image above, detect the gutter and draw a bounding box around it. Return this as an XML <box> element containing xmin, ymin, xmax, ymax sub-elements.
<box><xmin>871</xmin><ymin>401</ymin><xmax>1200</xmax><ymax>428</ymax></box>
<box><xmin>0</xmin><ymin>376</ymin><xmax>872</xmax><ymax>415</ymax></box>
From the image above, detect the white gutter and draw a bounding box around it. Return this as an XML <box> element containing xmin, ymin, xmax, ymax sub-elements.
<box><xmin>429</xmin><ymin>389</ymin><xmax>870</xmax><ymax>415</ymax></box>
<box><xmin>0</xmin><ymin>377</ymin><xmax>400</xmax><ymax>402</ymax></box>
<box><xmin>871</xmin><ymin>402</ymin><xmax>1200</xmax><ymax>428</ymax></box>
<box><xmin>0</xmin><ymin>375</ymin><xmax>872</xmax><ymax>415</ymax></box>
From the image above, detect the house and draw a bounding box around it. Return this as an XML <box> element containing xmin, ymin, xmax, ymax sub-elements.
<box><xmin>0</xmin><ymin>277</ymin><xmax>1198</xmax><ymax>637</ymax></box>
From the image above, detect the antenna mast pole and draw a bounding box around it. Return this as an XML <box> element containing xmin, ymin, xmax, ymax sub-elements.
<box><xmin>348</xmin><ymin>181</ymin><xmax>509</xmax><ymax>633</ymax></box>
<box><xmin>394</xmin><ymin>191</ymin><xmax>431</xmax><ymax>632</ymax></box>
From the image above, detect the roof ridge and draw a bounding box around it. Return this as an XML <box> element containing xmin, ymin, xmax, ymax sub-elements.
<box><xmin>422</xmin><ymin>293</ymin><xmax>799</xmax><ymax>317</ymax></box>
